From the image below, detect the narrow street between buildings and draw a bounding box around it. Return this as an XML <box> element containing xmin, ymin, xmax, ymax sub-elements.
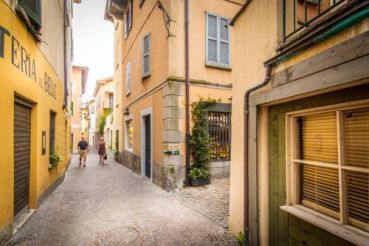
<box><xmin>9</xmin><ymin>153</ymin><xmax>238</xmax><ymax>246</ymax></box>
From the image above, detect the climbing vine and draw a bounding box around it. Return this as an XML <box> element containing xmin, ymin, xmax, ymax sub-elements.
<box><xmin>189</xmin><ymin>98</ymin><xmax>217</xmax><ymax>168</ymax></box>
<box><xmin>98</xmin><ymin>109</ymin><xmax>112</xmax><ymax>135</ymax></box>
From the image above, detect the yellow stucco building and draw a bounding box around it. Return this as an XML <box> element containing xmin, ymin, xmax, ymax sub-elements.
<box><xmin>0</xmin><ymin>0</ymin><xmax>76</xmax><ymax>243</ymax></box>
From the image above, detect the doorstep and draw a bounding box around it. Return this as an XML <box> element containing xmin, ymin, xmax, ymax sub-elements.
<box><xmin>13</xmin><ymin>209</ymin><xmax>36</xmax><ymax>235</ymax></box>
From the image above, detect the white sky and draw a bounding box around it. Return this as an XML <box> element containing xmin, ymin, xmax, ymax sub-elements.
<box><xmin>73</xmin><ymin>0</ymin><xmax>114</xmax><ymax>102</ymax></box>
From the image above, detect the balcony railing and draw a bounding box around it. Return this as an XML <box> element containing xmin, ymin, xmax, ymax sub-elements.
<box><xmin>282</xmin><ymin>0</ymin><xmax>345</xmax><ymax>41</ymax></box>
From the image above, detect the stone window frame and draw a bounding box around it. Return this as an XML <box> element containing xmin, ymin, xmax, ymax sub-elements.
<box><xmin>282</xmin><ymin>99</ymin><xmax>369</xmax><ymax>246</ymax></box>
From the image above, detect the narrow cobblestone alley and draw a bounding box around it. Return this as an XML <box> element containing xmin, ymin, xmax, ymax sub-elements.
<box><xmin>8</xmin><ymin>153</ymin><xmax>238</xmax><ymax>246</ymax></box>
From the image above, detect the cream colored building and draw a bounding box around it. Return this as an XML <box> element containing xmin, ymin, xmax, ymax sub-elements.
<box><xmin>92</xmin><ymin>77</ymin><xmax>114</xmax><ymax>147</ymax></box>
<box><xmin>105</xmin><ymin>0</ymin><xmax>243</xmax><ymax>190</ymax></box>
<box><xmin>71</xmin><ymin>65</ymin><xmax>89</xmax><ymax>153</ymax></box>
<box><xmin>229</xmin><ymin>1</ymin><xmax>369</xmax><ymax>245</ymax></box>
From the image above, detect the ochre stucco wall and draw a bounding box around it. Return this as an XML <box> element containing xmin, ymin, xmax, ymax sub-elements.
<box><xmin>229</xmin><ymin>0</ymin><xmax>279</xmax><ymax>235</ymax></box>
<box><xmin>0</xmin><ymin>0</ymin><xmax>70</xmax><ymax>232</ymax></box>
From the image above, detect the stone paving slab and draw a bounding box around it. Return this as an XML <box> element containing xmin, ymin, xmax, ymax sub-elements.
<box><xmin>8</xmin><ymin>153</ymin><xmax>238</xmax><ymax>246</ymax></box>
<box><xmin>173</xmin><ymin>178</ymin><xmax>231</xmax><ymax>229</ymax></box>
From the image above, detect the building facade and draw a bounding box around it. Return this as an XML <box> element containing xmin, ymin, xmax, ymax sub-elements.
<box><xmin>92</xmin><ymin>77</ymin><xmax>114</xmax><ymax>148</ymax></box>
<box><xmin>71</xmin><ymin>65</ymin><xmax>88</xmax><ymax>153</ymax></box>
<box><xmin>105</xmin><ymin>0</ymin><xmax>241</xmax><ymax>191</ymax></box>
<box><xmin>88</xmin><ymin>99</ymin><xmax>96</xmax><ymax>148</ymax></box>
<box><xmin>229</xmin><ymin>1</ymin><xmax>369</xmax><ymax>245</ymax></box>
<box><xmin>0</xmin><ymin>0</ymin><xmax>77</xmax><ymax>244</ymax></box>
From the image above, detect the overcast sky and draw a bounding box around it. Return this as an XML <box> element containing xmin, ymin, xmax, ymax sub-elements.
<box><xmin>73</xmin><ymin>0</ymin><xmax>114</xmax><ymax>102</ymax></box>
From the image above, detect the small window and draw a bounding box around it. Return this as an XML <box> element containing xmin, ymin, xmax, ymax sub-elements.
<box><xmin>288</xmin><ymin>104</ymin><xmax>369</xmax><ymax>233</ymax></box>
<box><xmin>126</xmin><ymin>62</ymin><xmax>132</xmax><ymax>95</ymax></box>
<box><xmin>124</xmin><ymin>0</ymin><xmax>133</xmax><ymax>39</ymax></box>
<box><xmin>142</xmin><ymin>33</ymin><xmax>151</xmax><ymax>79</ymax></box>
<box><xmin>50</xmin><ymin>111</ymin><xmax>56</xmax><ymax>155</ymax></box>
<box><xmin>18</xmin><ymin>0</ymin><xmax>42</xmax><ymax>30</ymax></box>
<box><xmin>70</xmin><ymin>102</ymin><xmax>74</xmax><ymax>116</ymax></box>
<box><xmin>125</xmin><ymin>119</ymin><xmax>133</xmax><ymax>151</ymax></box>
<box><xmin>90</xmin><ymin>106</ymin><xmax>95</xmax><ymax>114</ymax></box>
<box><xmin>109</xmin><ymin>94</ymin><xmax>113</xmax><ymax>109</ymax></box>
<box><xmin>206</xmin><ymin>13</ymin><xmax>230</xmax><ymax>68</ymax></box>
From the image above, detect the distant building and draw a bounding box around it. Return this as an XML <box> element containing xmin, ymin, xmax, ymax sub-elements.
<box><xmin>71</xmin><ymin>65</ymin><xmax>89</xmax><ymax>153</ymax></box>
<box><xmin>92</xmin><ymin>77</ymin><xmax>114</xmax><ymax>147</ymax></box>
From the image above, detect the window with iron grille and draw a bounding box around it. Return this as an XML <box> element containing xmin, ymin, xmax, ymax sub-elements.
<box><xmin>208</xmin><ymin>111</ymin><xmax>231</xmax><ymax>161</ymax></box>
<box><xmin>18</xmin><ymin>0</ymin><xmax>42</xmax><ymax>30</ymax></box>
<box><xmin>282</xmin><ymin>0</ymin><xmax>345</xmax><ymax>41</ymax></box>
<box><xmin>50</xmin><ymin>111</ymin><xmax>56</xmax><ymax>155</ymax></box>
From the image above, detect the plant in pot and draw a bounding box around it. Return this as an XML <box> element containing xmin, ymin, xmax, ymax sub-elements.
<box><xmin>49</xmin><ymin>149</ymin><xmax>63</xmax><ymax>170</ymax></box>
<box><xmin>189</xmin><ymin>98</ymin><xmax>217</xmax><ymax>186</ymax></box>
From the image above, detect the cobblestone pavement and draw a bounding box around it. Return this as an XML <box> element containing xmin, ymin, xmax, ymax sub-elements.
<box><xmin>173</xmin><ymin>178</ymin><xmax>230</xmax><ymax>229</ymax></box>
<box><xmin>9</xmin><ymin>153</ymin><xmax>238</xmax><ymax>246</ymax></box>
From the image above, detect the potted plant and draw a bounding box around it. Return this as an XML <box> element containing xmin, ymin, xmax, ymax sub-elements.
<box><xmin>189</xmin><ymin>167</ymin><xmax>210</xmax><ymax>186</ymax></box>
<box><xmin>49</xmin><ymin>152</ymin><xmax>63</xmax><ymax>169</ymax></box>
<box><xmin>188</xmin><ymin>98</ymin><xmax>217</xmax><ymax>186</ymax></box>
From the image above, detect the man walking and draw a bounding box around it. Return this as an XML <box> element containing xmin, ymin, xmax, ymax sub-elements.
<box><xmin>77</xmin><ymin>136</ymin><xmax>89</xmax><ymax>167</ymax></box>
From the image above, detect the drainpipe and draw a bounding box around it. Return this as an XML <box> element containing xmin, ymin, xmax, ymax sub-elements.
<box><xmin>184</xmin><ymin>0</ymin><xmax>190</xmax><ymax>185</ymax></box>
<box><xmin>243</xmin><ymin>65</ymin><xmax>272</xmax><ymax>246</ymax></box>
<box><xmin>63</xmin><ymin>0</ymin><xmax>68</xmax><ymax>108</ymax></box>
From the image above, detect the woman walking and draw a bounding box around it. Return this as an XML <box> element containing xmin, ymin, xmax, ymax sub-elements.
<box><xmin>98</xmin><ymin>137</ymin><xmax>107</xmax><ymax>165</ymax></box>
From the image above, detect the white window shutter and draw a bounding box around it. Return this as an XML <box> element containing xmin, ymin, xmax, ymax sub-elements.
<box><xmin>219</xmin><ymin>17</ymin><xmax>230</xmax><ymax>66</ymax></box>
<box><xmin>124</xmin><ymin>12</ymin><xmax>128</xmax><ymax>39</ymax></box>
<box><xmin>206</xmin><ymin>14</ymin><xmax>218</xmax><ymax>64</ymax></box>
<box><xmin>142</xmin><ymin>34</ymin><xmax>151</xmax><ymax>78</ymax></box>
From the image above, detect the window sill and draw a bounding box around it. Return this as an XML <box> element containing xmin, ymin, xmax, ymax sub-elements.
<box><xmin>281</xmin><ymin>205</ymin><xmax>369</xmax><ymax>246</ymax></box>
<box><xmin>205</xmin><ymin>63</ymin><xmax>232</xmax><ymax>71</ymax></box>
<box><xmin>126</xmin><ymin>92</ymin><xmax>131</xmax><ymax>97</ymax></box>
<box><xmin>141</xmin><ymin>74</ymin><xmax>151</xmax><ymax>82</ymax></box>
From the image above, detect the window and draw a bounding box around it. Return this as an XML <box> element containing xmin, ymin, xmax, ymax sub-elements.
<box><xmin>18</xmin><ymin>0</ymin><xmax>42</xmax><ymax>30</ymax></box>
<box><xmin>126</xmin><ymin>62</ymin><xmax>131</xmax><ymax>95</ymax></box>
<box><xmin>115</xmin><ymin>130</ymin><xmax>119</xmax><ymax>151</ymax></box>
<box><xmin>109</xmin><ymin>94</ymin><xmax>113</xmax><ymax>109</ymax></box>
<box><xmin>125</xmin><ymin>119</ymin><xmax>133</xmax><ymax>151</ymax></box>
<box><xmin>124</xmin><ymin>0</ymin><xmax>133</xmax><ymax>39</ymax></box>
<box><xmin>142</xmin><ymin>33</ymin><xmax>151</xmax><ymax>78</ymax></box>
<box><xmin>287</xmin><ymin>103</ymin><xmax>369</xmax><ymax>233</ymax></box>
<box><xmin>70</xmin><ymin>101</ymin><xmax>74</xmax><ymax>116</ymax></box>
<box><xmin>50</xmin><ymin>111</ymin><xmax>56</xmax><ymax>155</ymax></box>
<box><xmin>282</xmin><ymin>0</ymin><xmax>345</xmax><ymax>41</ymax></box>
<box><xmin>208</xmin><ymin>111</ymin><xmax>231</xmax><ymax>161</ymax></box>
<box><xmin>90</xmin><ymin>106</ymin><xmax>95</xmax><ymax>115</ymax></box>
<box><xmin>206</xmin><ymin>13</ymin><xmax>230</xmax><ymax>68</ymax></box>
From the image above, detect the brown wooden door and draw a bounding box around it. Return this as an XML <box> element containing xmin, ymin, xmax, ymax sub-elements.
<box><xmin>14</xmin><ymin>101</ymin><xmax>31</xmax><ymax>216</ymax></box>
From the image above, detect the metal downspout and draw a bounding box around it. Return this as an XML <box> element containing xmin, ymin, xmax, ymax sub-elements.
<box><xmin>243</xmin><ymin>66</ymin><xmax>272</xmax><ymax>246</ymax></box>
<box><xmin>63</xmin><ymin>0</ymin><xmax>68</xmax><ymax>108</ymax></box>
<box><xmin>184</xmin><ymin>0</ymin><xmax>190</xmax><ymax>185</ymax></box>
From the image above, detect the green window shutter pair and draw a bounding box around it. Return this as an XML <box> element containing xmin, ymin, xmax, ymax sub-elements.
<box><xmin>18</xmin><ymin>0</ymin><xmax>42</xmax><ymax>29</ymax></box>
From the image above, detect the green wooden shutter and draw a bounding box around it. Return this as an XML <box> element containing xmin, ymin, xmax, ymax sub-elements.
<box><xmin>18</xmin><ymin>0</ymin><xmax>42</xmax><ymax>28</ymax></box>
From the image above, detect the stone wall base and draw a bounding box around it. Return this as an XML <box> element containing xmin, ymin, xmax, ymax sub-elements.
<box><xmin>153</xmin><ymin>162</ymin><xmax>185</xmax><ymax>191</ymax></box>
<box><xmin>120</xmin><ymin>151</ymin><xmax>141</xmax><ymax>175</ymax></box>
<box><xmin>209</xmin><ymin>161</ymin><xmax>230</xmax><ymax>179</ymax></box>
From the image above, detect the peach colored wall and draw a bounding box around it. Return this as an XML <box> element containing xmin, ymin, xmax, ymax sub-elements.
<box><xmin>229</xmin><ymin>0</ymin><xmax>279</xmax><ymax>236</ymax></box>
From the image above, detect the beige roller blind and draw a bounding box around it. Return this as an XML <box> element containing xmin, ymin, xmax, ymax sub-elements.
<box><xmin>344</xmin><ymin>108</ymin><xmax>369</xmax><ymax>168</ymax></box>
<box><xmin>344</xmin><ymin>107</ymin><xmax>369</xmax><ymax>230</ymax></box>
<box><xmin>301</xmin><ymin>112</ymin><xmax>338</xmax><ymax>163</ymax></box>
<box><xmin>299</xmin><ymin>112</ymin><xmax>339</xmax><ymax>218</ymax></box>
